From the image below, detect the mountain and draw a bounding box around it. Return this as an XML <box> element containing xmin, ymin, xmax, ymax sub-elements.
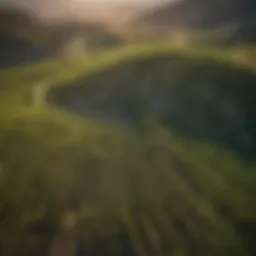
<box><xmin>139</xmin><ymin>0</ymin><xmax>256</xmax><ymax>42</ymax></box>
<box><xmin>0</xmin><ymin>7</ymin><xmax>51</xmax><ymax>68</ymax></box>
<box><xmin>0</xmin><ymin>7</ymin><xmax>110</xmax><ymax>69</ymax></box>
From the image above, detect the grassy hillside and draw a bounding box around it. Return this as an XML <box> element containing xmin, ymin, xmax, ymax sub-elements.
<box><xmin>48</xmin><ymin>44</ymin><xmax>256</xmax><ymax>155</ymax></box>
<box><xmin>0</xmin><ymin>43</ymin><xmax>255</xmax><ymax>256</ymax></box>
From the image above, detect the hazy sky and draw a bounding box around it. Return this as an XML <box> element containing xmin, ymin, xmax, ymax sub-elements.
<box><xmin>0</xmin><ymin>0</ymin><xmax>171</xmax><ymax>7</ymax></box>
<box><xmin>0</xmin><ymin>0</ymin><xmax>174</xmax><ymax>22</ymax></box>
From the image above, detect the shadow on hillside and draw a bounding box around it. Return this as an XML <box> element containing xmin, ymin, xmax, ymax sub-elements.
<box><xmin>47</xmin><ymin>53</ymin><xmax>256</xmax><ymax>159</ymax></box>
<box><xmin>0</xmin><ymin>36</ymin><xmax>59</xmax><ymax>69</ymax></box>
<box><xmin>77</xmin><ymin>226</ymin><xmax>137</xmax><ymax>256</ymax></box>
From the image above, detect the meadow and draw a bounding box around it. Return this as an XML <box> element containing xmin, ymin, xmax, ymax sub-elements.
<box><xmin>0</xmin><ymin>42</ymin><xmax>255</xmax><ymax>256</ymax></box>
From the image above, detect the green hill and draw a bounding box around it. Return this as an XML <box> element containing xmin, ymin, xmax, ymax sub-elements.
<box><xmin>48</xmin><ymin>45</ymin><xmax>256</xmax><ymax>156</ymax></box>
<box><xmin>0</xmin><ymin>44</ymin><xmax>255</xmax><ymax>256</ymax></box>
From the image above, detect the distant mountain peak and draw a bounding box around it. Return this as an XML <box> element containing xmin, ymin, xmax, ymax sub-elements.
<box><xmin>139</xmin><ymin>0</ymin><xmax>256</xmax><ymax>28</ymax></box>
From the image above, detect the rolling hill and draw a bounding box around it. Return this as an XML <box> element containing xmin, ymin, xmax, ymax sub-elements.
<box><xmin>48</xmin><ymin>45</ymin><xmax>256</xmax><ymax>154</ymax></box>
<box><xmin>0</xmin><ymin>44</ymin><xmax>255</xmax><ymax>256</ymax></box>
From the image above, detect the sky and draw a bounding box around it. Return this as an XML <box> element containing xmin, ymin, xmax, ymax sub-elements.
<box><xmin>0</xmin><ymin>0</ymin><xmax>174</xmax><ymax>23</ymax></box>
<box><xmin>0</xmin><ymin>0</ymin><xmax>171</xmax><ymax>8</ymax></box>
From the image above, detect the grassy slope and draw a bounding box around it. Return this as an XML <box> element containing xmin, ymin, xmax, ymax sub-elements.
<box><xmin>48</xmin><ymin>44</ymin><xmax>256</xmax><ymax>156</ymax></box>
<box><xmin>0</xmin><ymin>43</ymin><xmax>255</xmax><ymax>256</ymax></box>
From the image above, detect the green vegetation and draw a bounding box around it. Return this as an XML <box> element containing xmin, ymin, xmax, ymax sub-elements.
<box><xmin>0</xmin><ymin>43</ymin><xmax>255</xmax><ymax>256</ymax></box>
<box><xmin>49</xmin><ymin>45</ymin><xmax>256</xmax><ymax>156</ymax></box>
